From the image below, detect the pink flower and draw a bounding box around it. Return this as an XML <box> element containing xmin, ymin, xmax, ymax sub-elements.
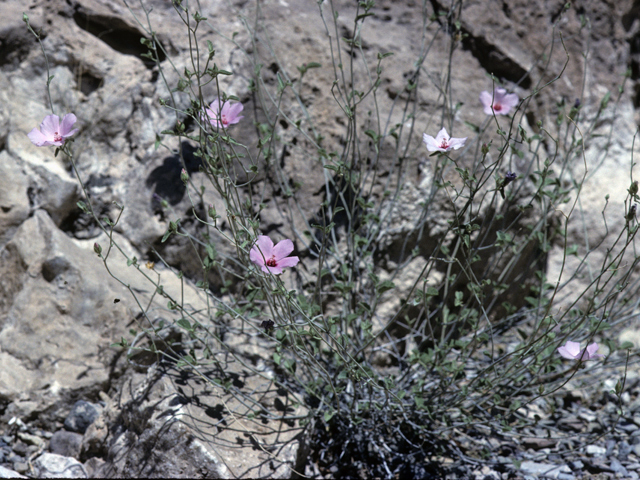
<box><xmin>557</xmin><ymin>341</ymin><xmax>604</xmax><ymax>361</ymax></box>
<box><xmin>422</xmin><ymin>128</ymin><xmax>467</xmax><ymax>153</ymax></box>
<box><xmin>27</xmin><ymin>113</ymin><xmax>79</xmax><ymax>147</ymax></box>
<box><xmin>204</xmin><ymin>98</ymin><xmax>244</xmax><ymax>128</ymax></box>
<box><xmin>479</xmin><ymin>88</ymin><xmax>519</xmax><ymax>116</ymax></box>
<box><xmin>250</xmin><ymin>235</ymin><xmax>299</xmax><ymax>275</ymax></box>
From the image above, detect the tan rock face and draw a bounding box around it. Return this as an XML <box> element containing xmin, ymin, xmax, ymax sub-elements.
<box><xmin>1</xmin><ymin>0</ymin><xmax>639</xmax><ymax>475</ymax></box>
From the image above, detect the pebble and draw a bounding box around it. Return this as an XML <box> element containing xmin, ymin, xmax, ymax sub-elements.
<box><xmin>49</xmin><ymin>430</ymin><xmax>82</xmax><ymax>458</ymax></box>
<box><xmin>32</xmin><ymin>452</ymin><xmax>88</xmax><ymax>478</ymax></box>
<box><xmin>620</xmin><ymin>440</ymin><xmax>632</xmax><ymax>459</ymax></box>
<box><xmin>606</xmin><ymin>439</ymin><xmax>617</xmax><ymax>456</ymax></box>
<box><xmin>64</xmin><ymin>401</ymin><xmax>100</xmax><ymax>435</ymax></box>
<box><xmin>586</xmin><ymin>445</ymin><xmax>607</xmax><ymax>456</ymax></box>
<box><xmin>519</xmin><ymin>460</ymin><xmax>573</xmax><ymax>479</ymax></box>
<box><xmin>17</xmin><ymin>432</ymin><xmax>44</xmax><ymax>449</ymax></box>
<box><xmin>0</xmin><ymin>465</ymin><xmax>26</xmax><ymax>478</ymax></box>
<box><xmin>557</xmin><ymin>474</ymin><xmax>576</xmax><ymax>480</ymax></box>
<box><xmin>12</xmin><ymin>462</ymin><xmax>28</xmax><ymax>474</ymax></box>
<box><xmin>617</xmin><ymin>421</ymin><xmax>637</xmax><ymax>433</ymax></box>
<box><xmin>578</xmin><ymin>411</ymin><xmax>596</xmax><ymax>422</ymax></box>
<box><xmin>569</xmin><ymin>460</ymin><xmax>584</xmax><ymax>470</ymax></box>
<box><xmin>610</xmin><ymin>457</ymin><xmax>628</xmax><ymax>475</ymax></box>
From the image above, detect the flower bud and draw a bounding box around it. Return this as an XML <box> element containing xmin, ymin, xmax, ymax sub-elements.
<box><xmin>208</xmin><ymin>204</ymin><xmax>217</xmax><ymax>218</ymax></box>
<box><xmin>180</xmin><ymin>168</ymin><xmax>189</xmax><ymax>185</ymax></box>
<box><xmin>94</xmin><ymin>242</ymin><xmax>102</xmax><ymax>255</ymax></box>
<box><xmin>481</xmin><ymin>143</ymin><xmax>490</xmax><ymax>155</ymax></box>
<box><xmin>629</xmin><ymin>181</ymin><xmax>638</xmax><ymax>196</ymax></box>
<box><xmin>504</xmin><ymin>171</ymin><xmax>517</xmax><ymax>186</ymax></box>
<box><xmin>626</xmin><ymin>204</ymin><xmax>637</xmax><ymax>222</ymax></box>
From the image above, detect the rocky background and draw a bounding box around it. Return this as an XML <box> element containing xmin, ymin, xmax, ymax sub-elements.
<box><xmin>1</xmin><ymin>0</ymin><xmax>640</xmax><ymax>478</ymax></box>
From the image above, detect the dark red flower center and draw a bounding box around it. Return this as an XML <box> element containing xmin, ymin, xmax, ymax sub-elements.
<box><xmin>54</xmin><ymin>132</ymin><xmax>63</xmax><ymax>142</ymax></box>
<box><xmin>493</xmin><ymin>103</ymin><xmax>502</xmax><ymax>112</ymax></box>
<box><xmin>266</xmin><ymin>257</ymin><xmax>277</xmax><ymax>267</ymax></box>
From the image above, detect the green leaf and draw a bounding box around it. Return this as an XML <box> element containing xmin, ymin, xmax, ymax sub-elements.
<box><xmin>426</xmin><ymin>286</ymin><xmax>439</xmax><ymax>296</ymax></box>
<box><xmin>323</xmin><ymin>408</ymin><xmax>336</xmax><ymax>422</ymax></box>
<box><xmin>77</xmin><ymin>201</ymin><xmax>89</xmax><ymax>213</ymax></box>
<box><xmin>176</xmin><ymin>318</ymin><xmax>192</xmax><ymax>330</ymax></box>
<box><xmin>376</xmin><ymin>280</ymin><xmax>396</xmax><ymax>293</ymax></box>
<box><xmin>454</xmin><ymin>291</ymin><xmax>464</xmax><ymax>307</ymax></box>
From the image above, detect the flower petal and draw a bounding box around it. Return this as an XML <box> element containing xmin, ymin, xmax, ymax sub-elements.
<box><xmin>558</xmin><ymin>341</ymin><xmax>581</xmax><ymax>359</ymax></box>
<box><xmin>209</xmin><ymin>98</ymin><xmax>222</xmax><ymax>115</ymax></box>
<box><xmin>502</xmin><ymin>93</ymin><xmax>519</xmax><ymax>110</ymax></box>
<box><xmin>272</xmin><ymin>238</ymin><xmax>294</xmax><ymax>260</ymax></box>
<box><xmin>59</xmin><ymin>114</ymin><xmax>78</xmax><ymax>137</ymax></box>
<box><xmin>584</xmin><ymin>343</ymin><xmax>603</xmax><ymax>359</ymax></box>
<box><xmin>277</xmin><ymin>256</ymin><xmax>299</xmax><ymax>268</ymax></box>
<box><xmin>264</xmin><ymin>265</ymin><xmax>283</xmax><ymax>275</ymax></box>
<box><xmin>422</xmin><ymin>133</ymin><xmax>439</xmax><ymax>152</ymax></box>
<box><xmin>27</xmin><ymin>128</ymin><xmax>49</xmax><ymax>146</ymax></box>
<box><xmin>434</xmin><ymin>128</ymin><xmax>449</xmax><ymax>144</ymax></box>
<box><xmin>227</xmin><ymin>102</ymin><xmax>244</xmax><ymax>118</ymax></box>
<box><xmin>449</xmin><ymin>137</ymin><xmax>467</xmax><ymax>150</ymax></box>
<box><xmin>479</xmin><ymin>91</ymin><xmax>494</xmax><ymax>115</ymax></box>
<box><xmin>250</xmin><ymin>235</ymin><xmax>274</xmax><ymax>266</ymax></box>
<box><xmin>40</xmin><ymin>114</ymin><xmax>60</xmax><ymax>137</ymax></box>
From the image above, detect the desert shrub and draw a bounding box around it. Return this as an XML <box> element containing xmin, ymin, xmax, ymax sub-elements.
<box><xmin>24</xmin><ymin>0</ymin><xmax>639</xmax><ymax>477</ymax></box>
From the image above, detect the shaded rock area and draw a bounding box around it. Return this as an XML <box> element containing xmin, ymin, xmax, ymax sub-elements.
<box><xmin>0</xmin><ymin>0</ymin><xmax>639</xmax><ymax>478</ymax></box>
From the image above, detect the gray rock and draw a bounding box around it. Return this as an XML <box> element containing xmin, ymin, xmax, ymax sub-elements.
<box><xmin>520</xmin><ymin>460</ymin><xmax>572</xmax><ymax>479</ymax></box>
<box><xmin>64</xmin><ymin>401</ymin><xmax>100</xmax><ymax>435</ymax></box>
<box><xmin>610</xmin><ymin>457</ymin><xmax>628</xmax><ymax>475</ymax></box>
<box><xmin>586</xmin><ymin>445</ymin><xmax>607</xmax><ymax>456</ymax></box>
<box><xmin>0</xmin><ymin>210</ymin><xmax>129</xmax><ymax>425</ymax></box>
<box><xmin>620</xmin><ymin>441</ymin><xmax>632</xmax><ymax>459</ymax></box>
<box><xmin>32</xmin><ymin>452</ymin><xmax>87</xmax><ymax>478</ymax></box>
<box><xmin>569</xmin><ymin>460</ymin><xmax>584</xmax><ymax>470</ymax></box>
<box><xmin>557</xmin><ymin>474</ymin><xmax>576</xmax><ymax>480</ymax></box>
<box><xmin>49</xmin><ymin>430</ymin><xmax>83</xmax><ymax>458</ymax></box>
<box><xmin>82</xmin><ymin>457</ymin><xmax>106</xmax><ymax>478</ymax></box>
<box><xmin>0</xmin><ymin>465</ymin><xmax>26</xmax><ymax>478</ymax></box>
<box><xmin>10</xmin><ymin>464</ymin><xmax>26</xmax><ymax>475</ymax></box>
<box><xmin>0</xmin><ymin>152</ymin><xmax>30</xmax><ymax>250</ymax></box>
<box><xmin>97</xmin><ymin>363</ymin><xmax>306</xmax><ymax>479</ymax></box>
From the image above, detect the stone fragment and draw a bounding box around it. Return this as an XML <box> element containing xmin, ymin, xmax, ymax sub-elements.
<box><xmin>49</xmin><ymin>430</ymin><xmax>83</xmax><ymax>458</ymax></box>
<box><xmin>32</xmin><ymin>452</ymin><xmax>87</xmax><ymax>478</ymax></box>
<box><xmin>83</xmin><ymin>457</ymin><xmax>106</xmax><ymax>477</ymax></box>
<box><xmin>64</xmin><ymin>401</ymin><xmax>101</xmax><ymax>434</ymax></box>
<box><xmin>0</xmin><ymin>152</ymin><xmax>29</xmax><ymax>250</ymax></box>
<box><xmin>10</xmin><ymin>463</ymin><xmax>27</xmax><ymax>475</ymax></box>
<box><xmin>522</xmin><ymin>437</ymin><xmax>557</xmax><ymax>449</ymax></box>
<box><xmin>586</xmin><ymin>445</ymin><xmax>607</xmax><ymax>456</ymax></box>
<box><xmin>610</xmin><ymin>457</ymin><xmax>628</xmax><ymax>476</ymax></box>
<box><xmin>519</xmin><ymin>460</ymin><xmax>572</xmax><ymax>479</ymax></box>
<box><xmin>99</xmin><ymin>363</ymin><xmax>306</xmax><ymax>479</ymax></box>
<box><xmin>0</xmin><ymin>465</ymin><xmax>27</xmax><ymax>478</ymax></box>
